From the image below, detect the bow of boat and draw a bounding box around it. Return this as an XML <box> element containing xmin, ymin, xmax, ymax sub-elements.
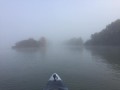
<box><xmin>43</xmin><ymin>73</ymin><xmax>68</xmax><ymax>90</ymax></box>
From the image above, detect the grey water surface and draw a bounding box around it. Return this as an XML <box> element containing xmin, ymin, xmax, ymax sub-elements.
<box><xmin>0</xmin><ymin>46</ymin><xmax>120</xmax><ymax>90</ymax></box>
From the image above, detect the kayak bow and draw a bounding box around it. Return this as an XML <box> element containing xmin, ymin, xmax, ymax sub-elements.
<box><xmin>44</xmin><ymin>73</ymin><xmax>68</xmax><ymax>90</ymax></box>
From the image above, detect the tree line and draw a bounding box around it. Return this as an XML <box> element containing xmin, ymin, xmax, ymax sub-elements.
<box><xmin>85</xmin><ymin>19</ymin><xmax>120</xmax><ymax>46</ymax></box>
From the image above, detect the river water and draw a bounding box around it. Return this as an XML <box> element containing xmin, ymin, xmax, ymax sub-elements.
<box><xmin>0</xmin><ymin>46</ymin><xmax>120</xmax><ymax>90</ymax></box>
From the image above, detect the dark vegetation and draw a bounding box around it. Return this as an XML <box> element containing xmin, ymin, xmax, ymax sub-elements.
<box><xmin>65</xmin><ymin>37</ymin><xmax>83</xmax><ymax>46</ymax></box>
<box><xmin>12</xmin><ymin>19</ymin><xmax>120</xmax><ymax>48</ymax></box>
<box><xmin>85</xmin><ymin>19</ymin><xmax>120</xmax><ymax>46</ymax></box>
<box><xmin>12</xmin><ymin>37</ymin><xmax>46</xmax><ymax>49</ymax></box>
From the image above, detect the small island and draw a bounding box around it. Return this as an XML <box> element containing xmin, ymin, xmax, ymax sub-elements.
<box><xmin>12</xmin><ymin>37</ymin><xmax>47</xmax><ymax>50</ymax></box>
<box><xmin>85</xmin><ymin>19</ymin><xmax>120</xmax><ymax>46</ymax></box>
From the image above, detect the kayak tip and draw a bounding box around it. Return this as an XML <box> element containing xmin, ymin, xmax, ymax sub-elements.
<box><xmin>44</xmin><ymin>73</ymin><xmax>68</xmax><ymax>90</ymax></box>
<box><xmin>49</xmin><ymin>73</ymin><xmax>62</xmax><ymax>81</ymax></box>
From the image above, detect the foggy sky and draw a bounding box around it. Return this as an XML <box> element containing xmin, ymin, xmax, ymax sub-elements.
<box><xmin>1</xmin><ymin>0</ymin><xmax>120</xmax><ymax>47</ymax></box>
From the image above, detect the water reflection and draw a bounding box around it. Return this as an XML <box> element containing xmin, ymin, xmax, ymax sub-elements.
<box><xmin>1</xmin><ymin>46</ymin><xmax>120</xmax><ymax>90</ymax></box>
<box><xmin>13</xmin><ymin>47</ymin><xmax>47</xmax><ymax>60</ymax></box>
<box><xmin>39</xmin><ymin>47</ymin><xmax>47</xmax><ymax>60</ymax></box>
<box><xmin>86</xmin><ymin>46</ymin><xmax>120</xmax><ymax>70</ymax></box>
<box><xmin>65</xmin><ymin>46</ymin><xmax>84</xmax><ymax>53</ymax></box>
<box><xmin>14</xmin><ymin>48</ymin><xmax>40</xmax><ymax>53</ymax></box>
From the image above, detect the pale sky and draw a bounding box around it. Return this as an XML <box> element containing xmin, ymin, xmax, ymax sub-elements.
<box><xmin>0</xmin><ymin>0</ymin><xmax>120</xmax><ymax>46</ymax></box>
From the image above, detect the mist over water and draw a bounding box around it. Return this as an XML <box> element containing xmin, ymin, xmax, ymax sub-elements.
<box><xmin>1</xmin><ymin>0</ymin><xmax>120</xmax><ymax>90</ymax></box>
<box><xmin>0</xmin><ymin>46</ymin><xmax>120</xmax><ymax>90</ymax></box>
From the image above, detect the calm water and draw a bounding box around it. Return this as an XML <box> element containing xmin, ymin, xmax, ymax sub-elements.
<box><xmin>0</xmin><ymin>46</ymin><xmax>120</xmax><ymax>90</ymax></box>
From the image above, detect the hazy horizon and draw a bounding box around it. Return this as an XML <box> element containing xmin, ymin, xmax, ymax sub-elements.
<box><xmin>1</xmin><ymin>1</ymin><xmax>120</xmax><ymax>90</ymax></box>
<box><xmin>1</xmin><ymin>0</ymin><xmax>120</xmax><ymax>47</ymax></box>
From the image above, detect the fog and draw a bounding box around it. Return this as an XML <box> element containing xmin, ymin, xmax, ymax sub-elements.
<box><xmin>1</xmin><ymin>1</ymin><xmax>120</xmax><ymax>90</ymax></box>
<box><xmin>1</xmin><ymin>0</ymin><xmax>120</xmax><ymax>48</ymax></box>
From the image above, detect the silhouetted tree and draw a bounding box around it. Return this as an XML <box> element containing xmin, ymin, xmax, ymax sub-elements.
<box><xmin>13</xmin><ymin>38</ymin><xmax>40</xmax><ymax>48</ymax></box>
<box><xmin>85</xmin><ymin>19</ymin><xmax>120</xmax><ymax>46</ymax></box>
<box><xmin>66</xmin><ymin>37</ymin><xmax>83</xmax><ymax>46</ymax></box>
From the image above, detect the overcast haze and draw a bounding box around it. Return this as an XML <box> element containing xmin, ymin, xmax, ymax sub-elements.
<box><xmin>1</xmin><ymin>0</ymin><xmax>120</xmax><ymax>47</ymax></box>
